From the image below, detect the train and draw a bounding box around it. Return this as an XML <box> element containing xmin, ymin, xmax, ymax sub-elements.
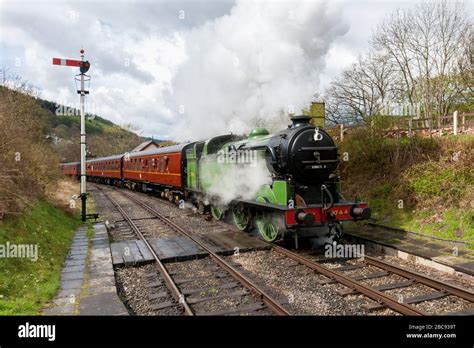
<box><xmin>61</xmin><ymin>115</ymin><xmax>371</xmax><ymax>243</ymax></box>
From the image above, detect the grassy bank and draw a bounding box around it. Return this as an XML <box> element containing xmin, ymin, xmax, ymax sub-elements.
<box><xmin>338</xmin><ymin>130</ymin><xmax>474</xmax><ymax>247</ymax></box>
<box><xmin>0</xmin><ymin>200</ymin><xmax>81</xmax><ymax>315</ymax></box>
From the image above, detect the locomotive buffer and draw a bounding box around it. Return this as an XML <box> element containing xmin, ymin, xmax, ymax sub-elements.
<box><xmin>52</xmin><ymin>50</ymin><xmax>96</xmax><ymax>221</ymax></box>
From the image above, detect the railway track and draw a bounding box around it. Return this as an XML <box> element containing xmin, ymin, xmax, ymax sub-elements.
<box><xmin>272</xmin><ymin>247</ymin><xmax>474</xmax><ymax>315</ymax></box>
<box><xmin>96</xmin><ymin>184</ymin><xmax>474</xmax><ymax>316</ymax></box>
<box><xmin>95</xmin><ymin>184</ymin><xmax>289</xmax><ymax>316</ymax></box>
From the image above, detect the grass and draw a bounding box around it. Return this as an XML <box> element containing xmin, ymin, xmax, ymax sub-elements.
<box><xmin>0</xmin><ymin>200</ymin><xmax>82</xmax><ymax>315</ymax></box>
<box><xmin>384</xmin><ymin>207</ymin><xmax>474</xmax><ymax>247</ymax></box>
<box><xmin>339</xmin><ymin>132</ymin><xmax>474</xmax><ymax>248</ymax></box>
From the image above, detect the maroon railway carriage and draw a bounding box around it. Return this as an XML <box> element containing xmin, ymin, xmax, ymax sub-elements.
<box><xmin>122</xmin><ymin>144</ymin><xmax>190</xmax><ymax>195</ymax></box>
<box><xmin>86</xmin><ymin>155</ymin><xmax>123</xmax><ymax>182</ymax></box>
<box><xmin>60</xmin><ymin>162</ymin><xmax>80</xmax><ymax>177</ymax></box>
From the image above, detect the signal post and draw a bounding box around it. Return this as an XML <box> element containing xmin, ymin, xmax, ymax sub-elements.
<box><xmin>52</xmin><ymin>49</ymin><xmax>92</xmax><ymax>221</ymax></box>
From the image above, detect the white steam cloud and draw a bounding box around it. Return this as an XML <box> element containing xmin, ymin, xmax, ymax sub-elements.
<box><xmin>167</xmin><ymin>0</ymin><xmax>349</xmax><ymax>141</ymax></box>
<box><xmin>201</xmin><ymin>156</ymin><xmax>272</xmax><ymax>205</ymax></box>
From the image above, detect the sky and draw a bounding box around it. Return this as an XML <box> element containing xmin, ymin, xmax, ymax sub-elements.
<box><xmin>0</xmin><ymin>0</ymin><xmax>468</xmax><ymax>141</ymax></box>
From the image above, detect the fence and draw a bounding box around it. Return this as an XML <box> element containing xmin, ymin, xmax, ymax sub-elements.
<box><xmin>332</xmin><ymin>111</ymin><xmax>474</xmax><ymax>141</ymax></box>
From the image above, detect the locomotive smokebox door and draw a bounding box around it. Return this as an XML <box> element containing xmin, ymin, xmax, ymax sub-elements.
<box><xmin>80</xmin><ymin>61</ymin><xmax>90</xmax><ymax>74</ymax></box>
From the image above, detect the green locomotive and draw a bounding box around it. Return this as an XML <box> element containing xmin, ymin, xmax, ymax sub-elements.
<box><xmin>183</xmin><ymin>115</ymin><xmax>371</xmax><ymax>242</ymax></box>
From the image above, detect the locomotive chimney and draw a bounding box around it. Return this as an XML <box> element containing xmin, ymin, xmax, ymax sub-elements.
<box><xmin>290</xmin><ymin>115</ymin><xmax>312</xmax><ymax>128</ymax></box>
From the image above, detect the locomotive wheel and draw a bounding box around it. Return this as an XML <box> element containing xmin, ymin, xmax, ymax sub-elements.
<box><xmin>231</xmin><ymin>204</ymin><xmax>251</xmax><ymax>231</ymax></box>
<box><xmin>255</xmin><ymin>212</ymin><xmax>280</xmax><ymax>242</ymax></box>
<box><xmin>210</xmin><ymin>205</ymin><xmax>224</xmax><ymax>221</ymax></box>
<box><xmin>197</xmin><ymin>201</ymin><xmax>208</xmax><ymax>215</ymax></box>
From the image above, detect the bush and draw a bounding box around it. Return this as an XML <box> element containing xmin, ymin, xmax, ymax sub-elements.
<box><xmin>337</xmin><ymin>129</ymin><xmax>473</xmax><ymax>242</ymax></box>
<box><xmin>0</xmin><ymin>87</ymin><xmax>61</xmax><ymax>217</ymax></box>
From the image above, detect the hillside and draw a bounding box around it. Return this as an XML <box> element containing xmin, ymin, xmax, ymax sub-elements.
<box><xmin>0</xmin><ymin>85</ymin><xmax>157</xmax><ymax>217</ymax></box>
<box><xmin>37</xmin><ymin>98</ymin><xmax>148</xmax><ymax>162</ymax></box>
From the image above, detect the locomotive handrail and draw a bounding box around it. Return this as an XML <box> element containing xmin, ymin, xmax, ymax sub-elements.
<box><xmin>298</xmin><ymin>146</ymin><xmax>337</xmax><ymax>151</ymax></box>
<box><xmin>321</xmin><ymin>184</ymin><xmax>334</xmax><ymax>210</ymax></box>
<box><xmin>247</xmin><ymin>144</ymin><xmax>279</xmax><ymax>165</ymax></box>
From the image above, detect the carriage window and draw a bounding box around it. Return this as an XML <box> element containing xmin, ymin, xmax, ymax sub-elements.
<box><xmin>160</xmin><ymin>157</ymin><xmax>165</xmax><ymax>172</ymax></box>
<box><xmin>165</xmin><ymin>156</ymin><xmax>169</xmax><ymax>171</ymax></box>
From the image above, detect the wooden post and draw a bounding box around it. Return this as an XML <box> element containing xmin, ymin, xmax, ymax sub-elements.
<box><xmin>462</xmin><ymin>113</ymin><xmax>466</xmax><ymax>133</ymax></box>
<box><xmin>453</xmin><ymin>110</ymin><xmax>458</xmax><ymax>135</ymax></box>
<box><xmin>340</xmin><ymin>124</ymin><xmax>344</xmax><ymax>142</ymax></box>
<box><xmin>408</xmin><ymin>117</ymin><xmax>413</xmax><ymax>137</ymax></box>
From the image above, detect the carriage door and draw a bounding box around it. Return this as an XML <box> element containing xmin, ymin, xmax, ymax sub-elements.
<box><xmin>186</xmin><ymin>142</ymin><xmax>204</xmax><ymax>190</ymax></box>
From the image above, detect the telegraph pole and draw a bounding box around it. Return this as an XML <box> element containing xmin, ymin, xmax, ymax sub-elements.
<box><xmin>53</xmin><ymin>50</ymin><xmax>91</xmax><ymax>221</ymax></box>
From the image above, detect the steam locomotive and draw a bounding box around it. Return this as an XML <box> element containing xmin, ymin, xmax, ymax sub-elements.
<box><xmin>61</xmin><ymin>115</ymin><xmax>370</xmax><ymax>242</ymax></box>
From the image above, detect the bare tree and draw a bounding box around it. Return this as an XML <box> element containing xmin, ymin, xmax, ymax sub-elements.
<box><xmin>323</xmin><ymin>1</ymin><xmax>472</xmax><ymax>126</ymax></box>
<box><xmin>372</xmin><ymin>1</ymin><xmax>471</xmax><ymax>125</ymax></box>
<box><xmin>324</xmin><ymin>51</ymin><xmax>398</xmax><ymax>124</ymax></box>
<box><xmin>120</xmin><ymin>122</ymin><xmax>143</xmax><ymax>136</ymax></box>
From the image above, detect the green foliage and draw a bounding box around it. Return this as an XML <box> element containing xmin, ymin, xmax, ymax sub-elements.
<box><xmin>55</xmin><ymin>115</ymin><xmax>109</xmax><ymax>134</ymax></box>
<box><xmin>405</xmin><ymin>162</ymin><xmax>471</xmax><ymax>202</ymax></box>
<box><xmin>32</xmin><ymin>96</ymin><xmax>147</xmax><ymax>162</ymax></box>
<box><xmin>0</xmin><ymin>200</ymin><xmax>81</xmax><ymax>314</ymax></box>
<box><xmin>338</xmin><ymin>131</ymin><xmax>474</xmax><ymax>245</ymax></box>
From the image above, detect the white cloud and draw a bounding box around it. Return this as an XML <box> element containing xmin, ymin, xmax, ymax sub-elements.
<box><xmin>3</xmin><ymin>0</ymin><xmax>462</xmax><ymax>141</ymax></box>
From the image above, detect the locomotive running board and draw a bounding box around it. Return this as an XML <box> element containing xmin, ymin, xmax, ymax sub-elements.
<box><xmin>235</xmin><ymin>199</ymin><xmax>288</xmax><ymax>211</ymax></box>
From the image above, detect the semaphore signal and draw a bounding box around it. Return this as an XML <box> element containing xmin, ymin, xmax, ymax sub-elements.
<box><xmin>52</xmin><ymin>49</ymin><xmax>94</xmax><ymax>221</ymax></box>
